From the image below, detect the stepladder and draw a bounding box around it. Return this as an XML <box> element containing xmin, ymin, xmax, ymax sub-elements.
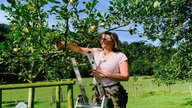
<box><xmin>71</xmin><ymin>52</ymin><xmax>108</xmax><ymax>108</ymax></box>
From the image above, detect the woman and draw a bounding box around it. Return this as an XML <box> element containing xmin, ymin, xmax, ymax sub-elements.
<box><xmin>55</xmin><ymin>31</ymin><xmax>130</xmax><ymax>108</ymax></box>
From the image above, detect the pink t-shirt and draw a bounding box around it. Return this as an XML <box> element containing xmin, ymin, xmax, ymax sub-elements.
<box><xmin>92</xmin><ymin>48</ymin><xmax>128</xmax><ymax>86</ymax></box>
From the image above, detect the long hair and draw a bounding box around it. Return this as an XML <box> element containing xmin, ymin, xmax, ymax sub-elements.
<box><xmin>101</xmin><ymin>31</ymin><xmax>120</xmax><ymax>52</ymax></box>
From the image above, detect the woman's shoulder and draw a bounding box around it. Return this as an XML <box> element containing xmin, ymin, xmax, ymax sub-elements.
<box><xmin>115</xmin><ymin>52</ymin><xmax>128</xmax><ymax>60</ymax></box>
<box><xmin>115</xmin><ymin>51</ymin><xmax>126</xmax><ymax>56</ymax></box>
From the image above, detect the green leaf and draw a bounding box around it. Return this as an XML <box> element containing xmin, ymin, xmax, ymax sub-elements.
<box><xmin>91</xmin><ymin>0</ymin><xmax>98</xmax><ymax>9</ymax></box>
<box><xmin>154</xmin><ymin>1</ymin><xmax>160</xmax><ymax>8</ymax></box>
<box><xmin>0</xmin><ymin>43</ymin><xmax>5</xmax><ymax>49</ymax></box>
<box><xmin>7</xmin><ymin>0</ymin><xmax>16</xmax><ymax>7</ymax></box>
<box><xmin>0</xmin><ymin>4</ymin><xmax>6</xmax><ymax>10</ymax></box>
<box><xmin>49</xmin><ymin>0</ymin><xmax>57</xmax><ymax>3</ymax></box>
<box><xmin>85</xmin><ymin>2</ymin><xmax>91</xmax><ymax>10</ymax></box>
<box><xmin>136</xmin><ymin>0</ymin><xmax>141</xmax><ymax>5</ymax></box>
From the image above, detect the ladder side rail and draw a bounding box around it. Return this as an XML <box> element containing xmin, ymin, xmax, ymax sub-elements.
<box><xmin>87</xmin><ymin>52</ymin><xmax>105</xmax><ymax>96</ymax></box>
<box><xmin>71</xmin><ymin>58</ymin><xmax>89</xmax><ymax>105</ymax></box>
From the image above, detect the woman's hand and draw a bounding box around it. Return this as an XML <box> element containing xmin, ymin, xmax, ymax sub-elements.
<box><xmin>55</xmin><ymin>41</ymin><xmax>65</xmax><ymax>50</ymax></box>
<box><xmin>91</xmin><ymin>69</ymin><xmax>108</xmax><ymax>78</ymax></box>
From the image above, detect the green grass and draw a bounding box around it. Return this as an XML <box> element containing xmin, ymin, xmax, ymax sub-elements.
<box><xmin>2</xmin><ymin>76</ymin><xmax>192</xmax><ymax>108</ymax></box>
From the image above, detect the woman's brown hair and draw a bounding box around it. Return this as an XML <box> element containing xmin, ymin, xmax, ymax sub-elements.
<box><xmin>101</xmin><ymin>31</ymin><xmax>120</xmax><ymax>52</ymax></box>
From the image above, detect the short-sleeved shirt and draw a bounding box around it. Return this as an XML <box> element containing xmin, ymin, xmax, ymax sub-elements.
<box><xmin>92</xmin><ymin>48</ymin><xmax>128</xmax><ymax>86</ymax></box>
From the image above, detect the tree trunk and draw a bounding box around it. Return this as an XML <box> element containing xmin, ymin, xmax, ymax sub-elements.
<box><xmin>28</xmin><ymin>78</ymin><xmax>35</xmax><ymax>108</ymax></box>
<box><xmin>168</xmin><ymin>84</ymin><xmax>172</xmax><ymax>93</ymax></box>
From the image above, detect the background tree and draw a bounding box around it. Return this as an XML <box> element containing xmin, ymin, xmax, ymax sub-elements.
<box><xmin>122</xmin><ymin>41</ymin><xmax>155</xmax><ymax>76</ymax></box>
<box><xmin>153</xmin><ymin>46</ymin><xmax>177</xmax><ymax>92</ymax></box>
<box><xmin>134</xmin><ymin>0</ymin><xmax>192</xmax><ymax>82</ymax></box>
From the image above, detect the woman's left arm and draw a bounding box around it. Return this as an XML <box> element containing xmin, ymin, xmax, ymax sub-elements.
<box><xmin>118</xmin><ymin>60</ymin><xmax>130</xmax><ymax>81</ymax></box>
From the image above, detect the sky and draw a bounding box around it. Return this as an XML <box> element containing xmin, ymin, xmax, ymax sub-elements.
<box><xmin>0</xmin><ymin>0</ymin><xmax>159</xmax><ymax>45</ymax></box>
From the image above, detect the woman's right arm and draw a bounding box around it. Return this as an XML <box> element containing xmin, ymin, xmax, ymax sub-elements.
<box><xmin>55</xmin><ymin>41</ymin><xmax>93</xmax><ymax>55</ymax></box>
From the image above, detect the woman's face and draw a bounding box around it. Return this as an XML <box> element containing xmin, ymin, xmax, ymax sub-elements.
<box><xmin>100</xmin><ymin>34</ymin><xmax>114</xmax><ymax>49</ymax></box>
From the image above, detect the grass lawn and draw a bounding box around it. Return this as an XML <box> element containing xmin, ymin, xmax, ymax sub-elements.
<box><xmin>2</xmin><ymin>76</ymin><xmax>192</xmax><ymax>108</ymax></box>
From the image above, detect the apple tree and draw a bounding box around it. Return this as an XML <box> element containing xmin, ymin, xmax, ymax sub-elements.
<box><xmin>0</xmin><ymin>0</ymin><xmax>71</xmax><ymax>107</ymax></box>
<box><xmin>139</xmin><ymin>0</ymin><xmax>192</xmax><ymax>83</ymax></box>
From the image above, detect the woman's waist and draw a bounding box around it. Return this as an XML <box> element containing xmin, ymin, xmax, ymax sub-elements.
<box><xmin>102</xmin><ymin>82</ymin><xmax>120</xmax><ymax>88</ymax></box>
<box><xmin>100</xmin><ymin>78</ymin><xmax>119</xmax><ymax>87</ymax></box>
<box><xmin>92</xmin><ymin>77</ymin><xmax>119</xmax><ymax>86</ymax></box>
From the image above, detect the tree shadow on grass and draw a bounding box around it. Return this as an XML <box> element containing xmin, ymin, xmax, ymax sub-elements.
<box><xmin>143</xmin><ymin>91</ymin><xmax>155</xmax><ymax>97</ymax></box>
<box><xmin>2</xmin><ymin>100</ymin><xmax>48</xmax><ymax>108</ymax></box>
<box><xmin>3</xmin><ymin>100</ymin><xmax>68</xmax><ymax>107</ymax></box>
<box><xmin>2</xmin><ymin>100</ymin><xmax>26</xmax><ymax>108</ymax></box>
<box><xmin>184</xmin><ymin>97</ymin><xmax>192</xmax><ymax>106</ymax></box>
<box><xmin>3</xmin><ymin>103</ymin><xmax>16</xmax><ymax>107</ymax></box>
